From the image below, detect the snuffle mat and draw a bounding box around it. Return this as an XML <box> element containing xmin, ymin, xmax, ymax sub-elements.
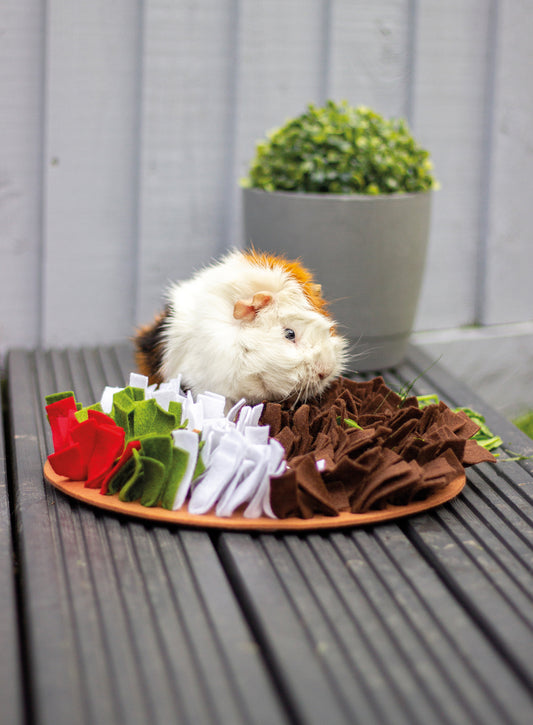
<box><xmin>43</xmin><ymin>372</ymin><xmax>495</xmax><ymax>531</ymax></box>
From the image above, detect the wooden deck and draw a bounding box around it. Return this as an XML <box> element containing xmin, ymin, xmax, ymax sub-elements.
<box><xmin>2</xmin><ymin>344</ymin><xmax>533</xmax><ymax>724</ymax></box>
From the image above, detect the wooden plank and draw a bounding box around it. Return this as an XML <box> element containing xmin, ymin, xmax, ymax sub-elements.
<box><xmin>168</xmin><ymin>530</ymin><xmax>289</xmax><ymax>724</ymax></box>
<box><xmin>328</xmin><ymin>0</ymin><xmax>412</xmax><ymax>118</ymax></box>
<box><xmin>387</xmin><ymin>348</ymin><xmax>533</xmax><ymax>692</ymax></box>
<box><xmin>410</xmin><ymin>325</ymin><xmax>533</xmax><ymax>421</ymax></box>
<box><xmin>407</xmin><ymin>497</ymin><xmax>533</xmax><ymax>694</ymax></box>
<box><xmin>411</xmin><ymin>0</ymin><xmax>495</xmax><ymax>330</ymax></box>
<box><xmin>220</xmin><ymin>524</ymin><xmax>533</xmax><ymax>724</ymax></box>
<box><xmin>7</xmin><ymin>350</ymin><xmax>89</xmax><ymax>725</ymax></box>
<box><xmin>218</xmin><ymin>533</ymin><xmax>357</xmax><ymax>725</ymax></box>
<box><xmin>232</xmin><ymin>0</ymin><xmax>326</xmax><ymax>249</ymax></box>
<box><xmin>0</xmin><ymin>380</ymin><xmax>25</xmax><ymax>725</ymax></box>
<box><xmin>135</xmin><ymin>0</ymin><xmax>238</xmax><ymax>325</ymax></box>
<box><xmin>0</xmin><ymin>0</ymin><xmax>44</xmax><ymax>354</ymax></box>
<box><xmin>267</xmin><ymin>531</ymin><xmax>427</xmax><ymax>725</ymax></box>
<box><xmin>330</xmin><ymin>527</ymin><xmax>533</xmax><ymax>723</ymax></box>
<box><xmin>114</xmin><ymin>343</ymin><xmax>138</xmax><ymax>384</ymax></box>
<box><xmin>359</xmin><ymin>524</ymin><xmax>533</xmax><ymax>722</ymax></box>
<box><xmin>41</xmin><ymin>0</ymin><xmax>142</xmax><ymax>346</ymax></box>
<box><xmin>483</xmin><ymin>0</ymin><xmax>533</xmax><ymax>324</ymax></box>
<box><xmin>10</xmin><ymin>347</ymin><xmax>289</xmax><ymax>724</ymax></box>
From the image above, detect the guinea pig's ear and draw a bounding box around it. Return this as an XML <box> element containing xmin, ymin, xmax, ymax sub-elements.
<box><xmin>233</xmin><ymin>292</ymin><xmax>273</xmax><ymax>321</ymax></box>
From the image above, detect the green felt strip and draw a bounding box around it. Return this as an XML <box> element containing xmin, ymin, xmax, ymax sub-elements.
<box><xmin>45</xmin><ymin>391</ymin><xmax>76</xmax><ymax>406</ymax></box>
<box><xmin>111</xmin><ymin>392</ymin><xmax>136</xmax><ymax>437</ymax></box>
<box><xmin>139</xmin><ymin>434</ymin><xmax>173</xmax><ymax>468</ymax></box>
<box><xmin>192</xmin><ymin>442</ymin><xmax>206</xmax><ymax>481</ymax></box>
<box><xmin>131</xmin><ymin>398</ymin><xmax>178</xmax><ymax>438</ymax></box>
<box><xmin>113</xmin><ymin>449</ymin><xmax>143</xmax><ymax>497</ymax></box>
<box><xmin>112</xmin><ymin>389</ymin><xmax>138</xmax><ymax>408</ymax></box>
<box><xmin>160</xmin><ymin>447</ymin><xmax>190</xmax><ymax>510</ymax></box>
<box><xmin>341</xmin><ymin>417</ymin><xmax>362</xmax><ymax>429</ymax></box>
<box><xmin>168</xmin><ymin>400</ymin><xmax>183</xmax><ymax>427</ymax></box>
<box><xmin>139</xmin><ymin>456</ymin><xmax>167</xmax><ymax>507</ymax></box>
<box><xmin>122</xmin><ymin>385</ymin><xmax>146</xmax><ymax>402</ymax></box>
<box><xmin>75</xmin><ymin>402</ymin><xmax>104</xmax><ymax>423</ymax></box>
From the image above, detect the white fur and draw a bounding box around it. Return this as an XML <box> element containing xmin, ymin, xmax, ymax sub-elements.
<box><xmin>161</xmin><ymin>251</ymin><xmax>348</xmax><ymax>405</ymax></box>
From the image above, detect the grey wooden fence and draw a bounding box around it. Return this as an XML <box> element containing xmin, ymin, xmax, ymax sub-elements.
<box><xmin>1</xmin><ymin>0</ymin><xmax>532</xmax><ymax>356</ymax></box>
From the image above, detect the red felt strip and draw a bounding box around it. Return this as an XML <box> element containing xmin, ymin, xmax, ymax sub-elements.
<box><xmin>88</xmin><ymin>409</ymin><xmax>118</xmax><ymax>427</ymax></box>
<box><xmin>46</xmin><ymin>400</ymin><xmax>79</xmax><ymax>452</ymax></box>
<box><xmin>46</xmin><ymin>395</ymin><xmax>77</xmax><ymax>420</ymax></box>
<box><xmin>48</xmin><ymin>444</ymin><xmax>87</xmax><ymax>481</ymax></box>
<box><xmin>85</xmin><ymin>425</ymin><xmax>125</xmax><ymax>485</ymax></box>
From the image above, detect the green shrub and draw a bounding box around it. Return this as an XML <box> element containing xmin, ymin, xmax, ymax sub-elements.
<box><xmin>242</xmin><ymin>100</ymin><xmax>437</xmax><ymax>195</ymax></box>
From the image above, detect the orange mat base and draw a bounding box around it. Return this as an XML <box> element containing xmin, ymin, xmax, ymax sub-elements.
<box><xmin>44</xmin><ymin>459</ymin><xmax>465</xmax><ymax>531</ymax></box>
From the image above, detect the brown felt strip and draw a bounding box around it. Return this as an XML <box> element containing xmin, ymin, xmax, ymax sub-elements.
<box><xmin>324</xmin><ymin>479</ymin><xmax>351</xmax><ymax>512</ymax></box>
<box><xmin>294</xmin><ymin>455</ymin><xmax>338</xmax><ymax>517</ymax></box>
<box><xmin>463</xmin><ymin>439</ymin><xmax>498</xmax><ymax>465</ymax></box>
<box><xmin>260</xmin><ymin>376</ymin><xmax>496</xmax><ymax>520</ymax></box>
<box><xmin>276</xmin><ymin>426</ymin><xmax>296</xmax><ymax>457</ymax></box>
<box><xmin>270</xmin><ymin>470</ymin><xmax>300</xmax><ymax>519</ymax></box>
<box><xmin>360</xmin><ymin>468</ymin><xmax>422</xmax><ymax>512</ymax></box>
<box><xmin>261</xmin><ymin>403</ymin><xmax>282</xmax><ymax>437</ymax></box>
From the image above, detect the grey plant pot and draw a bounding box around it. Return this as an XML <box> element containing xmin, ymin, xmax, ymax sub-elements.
<box><xmin>242</xmin><ymin>187</ymin><xmax>433</xmax><ymax>371</ymax></box>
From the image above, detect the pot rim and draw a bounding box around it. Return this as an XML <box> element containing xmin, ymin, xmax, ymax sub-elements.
<box><xmin>242</xmin><ymin>186</ymin><xmax>434</xmax><ymax>202</ymax></box>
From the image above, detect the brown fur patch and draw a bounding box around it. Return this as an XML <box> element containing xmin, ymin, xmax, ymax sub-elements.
<box><xmin>133</xmin><ymin>306</ymin><xmax>170</xmax><ymax>385</ymax></box>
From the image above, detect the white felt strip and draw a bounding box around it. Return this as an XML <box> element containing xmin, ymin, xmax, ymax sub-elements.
<box><xmin>215</xmin><ymin>446</ymin><xmax>266</xmax><ymax>517</ymax></box>
<box><xmin>129</xmin><ymin>372</ymin><xmax>149</xmax><ymax>389</ymax></box>
<box><xmin>158</xmin><ymin>375</ymin><xmax>182</xmax><ymax>393</ymax></box>
<box><xmin>99</xmin><ymin>375</ymin><xmax>282</xmax><ymax>518</ymax></box>
<box><xmin>243</xmin><ymin>466</ymin><xmax>271</xmax><ymax>519</ymax></box>
<box><xmin>188</xmin><ymin>431</ymin><xmax>244</xmax><ymax>514</ymax></box>
<box><xmin>170</xmin><ymin>429</ymin><xmax>200</xmax><ymax>510</ymax></box>
<box><xmin>214</xmin><ymin>458</ymin><xmax>257</xmax><ymax>517</ymax></box>
<box><xmin>244</xmin><ymin>438</ymin><xmax>286</xmax><ymax>518</ymax></box>
<box><xmin>226</xmin><ymin>398</ymin><xmax>247</xmax><ymax>423</ymax></box>
<box><xmin>100</xmin><ymin>386</ymin><xmax>123</xmax><ymax>414</ymax></box>
<box><xmin>244</xmin><ymin>425</ymin><xmax>270</xmax><ymax>445</ymax></box>
<box><xmin>151</xmin><ymin>390</ymin><xmax>176</xmax><ymax>412</ymax></box>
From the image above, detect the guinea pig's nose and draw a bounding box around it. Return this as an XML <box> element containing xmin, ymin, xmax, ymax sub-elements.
<box><xmin>316</xmin><ymin>365</ymin><xmax>333</xmax><ymax>381</ymax></box>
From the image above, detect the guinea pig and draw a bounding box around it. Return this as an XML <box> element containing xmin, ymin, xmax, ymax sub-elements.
<box><xmin>134</xmin><ymin>249</ymin><xmax>348</xmax><ymax>406</ymax></box>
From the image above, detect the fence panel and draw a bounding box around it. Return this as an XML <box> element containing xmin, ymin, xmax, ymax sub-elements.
<box><xmin>483</xmin><ymin>0</ymin><xmax>533</xmax><ymax>325</ymax></box>
<box><xmin>41</xmin><ymin>0</ymin><xmax>142</xmax><ymax>346</ymax></box>
<box><xmin>135</xmin><ymin>0</ymin><xmax>238</xmax><ymax>325</ymax></box>
<box><xmin>0</xmin><ymin>0</ymin><xmax>531</xmax><ymax>358</ymax></box>
<box><xmin>412</xmin><ymin>0</ymin><xmax>495</xmax><ymax>330</ymax></box>
<box><xmin>0</xmin><ymin>0</ymin><xmax>44</xmax><ymax>350</ymax></box>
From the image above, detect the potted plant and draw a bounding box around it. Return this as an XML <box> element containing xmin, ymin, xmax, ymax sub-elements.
<box><xmin>241</xmin><ymin>100</ymin><xmax>437</xmax><ymax>370</ymax></box>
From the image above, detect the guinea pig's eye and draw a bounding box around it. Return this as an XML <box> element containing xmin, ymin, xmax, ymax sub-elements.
<box><xmin>284</xmin><ymin>328</ymin><xmax>296</xmax><ymax>342</ymax></box>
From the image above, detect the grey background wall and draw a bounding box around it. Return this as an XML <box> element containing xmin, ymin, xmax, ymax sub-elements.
<box><xmin>1</xmin><ymin>1</ymin><xmax>532</xmax><ymax>414</ymax></box>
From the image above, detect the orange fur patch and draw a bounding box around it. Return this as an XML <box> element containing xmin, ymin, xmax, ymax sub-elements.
<box><xmin>243</xmin><ymin>248</ymin><xmax>330</xmax><ymax>317</ymax></box>
<box><xmin>134</xmin><ymin>344</ymin><xmax>164</xmax><ymax>386</ymax></box>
